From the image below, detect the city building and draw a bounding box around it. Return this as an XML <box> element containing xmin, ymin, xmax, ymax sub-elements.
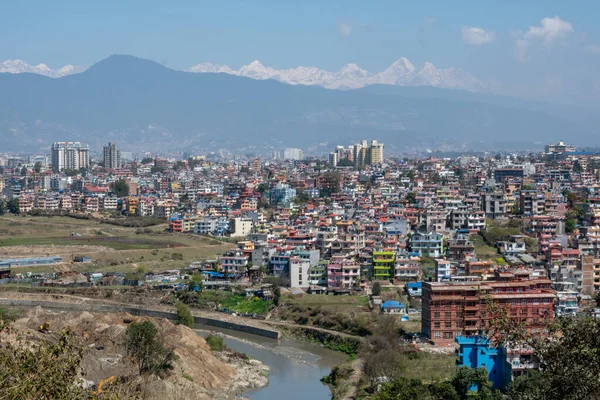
<box><xmin>51</xmin><ymin>142</ymin><xmax>90</xmax><ymax>171</ymax></box>
<box><xmin>455</xmin><ymin>336</ymin><xmax>510</xmax><ymax>391</ymax></box>
<box><xmin>283</xmin><ymin>148</ymin><xmax>304</xmax><ymax>161</ymax></box>
<box><xmin>373</xmin><ymin>248</ymin><xmax>395</xmax><ymax>280</ymax></box>
<box><xmin>269</xmin><ymin>183</ymin><xmax>296</xmax><ymax>207</ymax></box>
<box><xmin>411</xmin><ymin>231</ymin><xmax>444</xmax><ymax>258</ymax></box>
<box><xmin>228</xmin><ymin>217</ymin><xmax>253</xmax><ymax>238</ymax></box>
<box><xmin>368</xmin><ymin>140</ymin><xmax>384</xmax><ymax>164</ymax></box>
<box><xmin>103</xmin><ymin>142</ymin><xmax>121</xmax><ymax>169</ymax></box>
<box><xmin>422</xmin><ymin>273</ymin><xmax>555</xmax><ymax>345</ymax></box>
<box><xmin>545</xmin><ymin>140</ymin><xmax>575</xmax><ymax>155</ymax></box>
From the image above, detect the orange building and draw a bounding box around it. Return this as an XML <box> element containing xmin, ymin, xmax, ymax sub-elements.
<box><xmin>422</xmin><ymin>272</ymin><xmax>555</xmax><ymax>345</ymax></box>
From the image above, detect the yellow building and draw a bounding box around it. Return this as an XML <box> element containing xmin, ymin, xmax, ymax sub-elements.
<box><xmin>126</xmin><ymin>197</ymin><xmax>139</xmax><ymax>215</ymax></box>
<box><xmin>352</xmin><ymin>139</ymin><xmax>384</xmax><ymax>168</ymax></box>
<box><xmin>368</xmin><ymin>140</ymin><xmax>384</xmax><ymax>164</ymax></box>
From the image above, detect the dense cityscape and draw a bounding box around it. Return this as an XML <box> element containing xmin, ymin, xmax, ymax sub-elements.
<box><xmin>0</xmin><ymin>136</ymin><xmax>599</xmax><ymax>397</ymax></box>
<box><xmin>4</xmin><ymin>2</ymin><xmax>600</xmax><ymax>399</ymax></box>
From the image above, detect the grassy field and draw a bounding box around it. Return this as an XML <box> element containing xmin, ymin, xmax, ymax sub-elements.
<box><xmin>285</xmin><ymin>294</ymin><xmax>369</xmax><ymax>313</ymax></box>
<box><xmin>402</xmin><ymin>352</ymin><xmax>457</xmax><ymax>382</ymax></box>
<box><xmin>0</xmin><ymin>236</ymin><xmax>171</xmax><ymax>250</ymax></box>
<box><xmin>472</xmin><ymin>234</ymin><xmax>498</xmax><ymax>259</ymax></box>
<box><xmin>0</xmin><ymin>215</ymin><xmax>232</xmax><ymax>274</ymax></box>
<box><xmin>398</xmin><ymin>314</ymin><xmax>421</xmax><ymax>334</ymax></box>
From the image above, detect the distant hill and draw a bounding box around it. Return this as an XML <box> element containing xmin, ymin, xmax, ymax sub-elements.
<box><xmin>0</xmin><ymin>55</ymin><xmax>595</xmax><ymax>153</ymax></box>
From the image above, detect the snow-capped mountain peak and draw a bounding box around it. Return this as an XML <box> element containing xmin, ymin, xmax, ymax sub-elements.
<box><xmin>2</xmin><ymin>56</ymin><xmax>484</xmax><ymax>92</ymax></box>
<box><xmin>0</xmin><ymin>59</ymin><xmax>84</xmax><ymax>78</ymax></box>
<box><xmin>186</xmin><ymin>57</ymin><xmax>483</xmax><ymax>91</ymax></box>
<box><xmin>187</xmin><ymin>62</ymin><xmax>234</xmax><ymax>74</ymax></box>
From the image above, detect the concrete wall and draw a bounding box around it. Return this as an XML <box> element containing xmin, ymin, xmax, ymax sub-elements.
<box><xmin>0</xmin><ymin>299</ymin><xmax>280</xmax><ymax>339</ymax></box>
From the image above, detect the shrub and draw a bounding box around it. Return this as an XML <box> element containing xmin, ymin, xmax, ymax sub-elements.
<box><xmin>372</xmin><ymin>282</ymin><xmax>382</xmax><ymax>296</ymax></box>
<box><xmin>175</xmin><ymin>302</ymin><xmax>194</xmax><ymax>327</ymax></box>
<box><xmin>205</xmin><ymin>334</ymin><xmax>226</xmax><ymax>351</ymax></box>
<box><xmin>125</xmin><ymin>321</ymin><xmax>175</xmax><ymax>374</ymax></box>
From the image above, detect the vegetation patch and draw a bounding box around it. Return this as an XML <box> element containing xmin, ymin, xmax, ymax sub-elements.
<box><xmin>221</xmin><ymin>294</ymin><xmax>273</xmax><ymax>315</ymax></box>
<box><xmin>205</xmin><ymin>334</ymin><xmax>227</xmax><ymax>352</ymax></box>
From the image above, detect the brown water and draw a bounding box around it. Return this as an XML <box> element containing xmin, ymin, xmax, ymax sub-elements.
<box><xmin>196</xmin><ymin>326</ymin><xmax>347</xmax><ymax>400</ymax></box>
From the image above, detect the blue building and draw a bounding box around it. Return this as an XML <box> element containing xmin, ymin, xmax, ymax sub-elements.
<box><xmin>455</xmin><ymin>336</ymin><xmax>511</xmax><ymax>391</ymax></box>
<box><xmin>381</xmin><ymin>300</ymin><xmax>406</xmax><ymax>314</ymax></box>
<box><xmin>269</xmin><ymin>183</ymin><xmax>296</xmax><ymax>207</ymax></box>
<box><xmin>0</xmin><ymin>256</ymin><xmax>62</xmax><ymax>267</ymax></box>
<box><xmin>405</xmin><ymin>281</ymin><xmax>422</xmax><ymax>297</ymax></box>
<box><xmin>269</xmin><ymin>252</ymin><xmax>291</xmax><ymax>277</ymax></box>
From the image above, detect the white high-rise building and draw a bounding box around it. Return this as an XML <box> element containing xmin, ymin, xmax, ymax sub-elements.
<box><xmin>283</xmin><ymin>148</ymin><xmax>304</xmax><ymax>161</ymax></box>
<box><xmin>328</xmin><ymin>152</ymin><xmax>338</xmax><ymax>167</ymax></box>
<box><xmin>51</xmin><ymin>142</ymin><xmax>89</xmax><ymax>171</ymax></box>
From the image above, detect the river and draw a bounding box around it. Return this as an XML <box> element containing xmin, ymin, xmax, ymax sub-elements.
<box><xmin>196</xmin><ymin>326</ymin><xmax>347</xmax><ymax>400</ymax></box>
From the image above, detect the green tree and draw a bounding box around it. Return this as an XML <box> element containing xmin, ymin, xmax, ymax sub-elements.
<box><xmin>429</xmin><ymin>381</ymin><xmax>460</xmax><ymax>400</ymax></box>
<box><xmin>406</xmin><ymin>192</ymin><xmax>416</xmax><ymax>204</ymax></box>
<box><xmin>20</xmin><ymin>166</ymin><xmax>27</xmax><ymax>176</ymax></box>
<box><xmin>507</xmin><ymin>371</ymin><xmax>550</xmax><ymax>400</ymax></box>
<box><xmin>125</xmin><ymin>320</ymin><xmax>175</xmax><ymax>374</ymax></box>
<box><xmin>175</xmin><ymin>301</ymin><xmax>194</xmax><ymax>328</ymax></box>
<box><xmin>141</xmin><ymin>157</ymin><xmax>154</xmax><ymax>164</ymax></box>
<box><xmin>321</xmin><ymin>171</ymin><xmax>341</xmax><ymax>193</ymax></box>
<box><xmin>372</xmin><ymin>281</ymin><xmax>382</xmax><ymax>296</ymax></box>
<box><xmin>0</xmin><ymin>322</ymin><xmax>86</xmax><ymax>399</ymax></box>
<box><xmin>506</xmin><ymin>317</ymin><xmax>600</xmax><ymax>400</ymax></box>
<box><xmin>33</xmin><ymin>162</ymin><xmax>42</xmax><ymax>173</ymax></box>
<box><xmin>0</xmin><ymin>199</ymin><xmax>5</xmax><ymax>215</ymax></box>
<box><xmin>273</xmin><ymin>283</ymin><xmax>281</xmax><ymax>306</ymax></box>
<box><xmin>7</xmin><ymin>199</ymin><xmax>19</xmax><ymax>214</ymax></box>
<box><xmin>336</xmin><ymin>158</ymin><xmax>354</xmax><ymax>167</ymax></box>
<box><xmin>292</xmin><ymin>190</ymin><xmax>312</xmax><ymax>205</ymax></box>
<box><xmin>373</xmin><ymin>378</ymin><xmax>431</xmax><ymax>400</ymax></box>
<box><xmin>62</xmin><ymin>168</ymin><xmax>78</xmax><ymax>176</ymax></box>
<box><xmin>189</xmin><ymin>273</ymin><xmax>204</xmax><ymax>292</ymax></box>
<box><xmin>111</xmin><ymin>179</ymin><xmax>130</xmax><ymax>197</ymax></box>
<box><xmin>565</xmin><ymin>218</ymin><xmax>577</xmax><ymax>233</ymax></box>
<box><xmin>451</xmin><ymin>367</ymin><xmax>492</xmax><ymax>398</ymax></box>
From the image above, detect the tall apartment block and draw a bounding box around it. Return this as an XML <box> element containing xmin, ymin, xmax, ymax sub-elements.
<box><xmin>422</xmin><ymin>272</ymin><xmax>555</xmax><ymax>345</ymax></box>
<box><xmin>51</xmin><ymin>142</ymin><xmax>89</xmax><ymax>171</ymax></box>
<box><xmin>351</xmin><ymin>140</ymin><xmax>384</xmax><ymax>168</ymax></box>
<box><xmin>283</xmin><ymin>148</ymin><xmax>304</xmax><ymax>161</ymax></box>
<box><xmin>103</xmin><ymin>142</ymin><xmax>121</xmax><ymax>169</ymax></box>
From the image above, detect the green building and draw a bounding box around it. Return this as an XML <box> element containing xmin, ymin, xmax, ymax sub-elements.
<box><xmin>373</xmin><ymin>249</ymin><xmax>395</xmax><ymax>280</ymax></box>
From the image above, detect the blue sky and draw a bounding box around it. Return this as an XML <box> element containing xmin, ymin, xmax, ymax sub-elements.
<box><xmin>2</xmin><ymin>1</ymin><xmax>599</xmax><ymax>104</ymax></box>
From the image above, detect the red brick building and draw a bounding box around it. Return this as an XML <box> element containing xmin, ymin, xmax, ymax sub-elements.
<box><xmin>422</xmin><ymin>273</ymin><xmax>555</xmax><ymax>345</ymax></box>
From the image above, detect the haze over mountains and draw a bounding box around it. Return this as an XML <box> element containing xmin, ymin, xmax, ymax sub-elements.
<box><xmin>188</xmin><ymin>57</ymin><xmax>485</xmax><ymax>91</ymax></box>
<box><xmin>2</xmin><ymin>57</ymin><xmax>482</xmax><ymax>91</ymax></box>
<box><xmin>0</xmin><ymin>55</ymin><xmax>597</xmax><ymax>153</ymax></box>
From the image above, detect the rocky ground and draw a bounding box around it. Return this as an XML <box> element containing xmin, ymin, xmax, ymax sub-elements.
<box><xmin>8</xmin><ymin>307</ymin><xmax>268</xmax><ymax>399</ymax></box>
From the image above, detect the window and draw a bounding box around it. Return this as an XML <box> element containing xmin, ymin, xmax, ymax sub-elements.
<box><xmin>434</xmin><ymin>322</ymin><xmax>441</xmax><ymax>328</ymax></box>
<box><xmin>434</xmin><ymin>332</ymin><xmax>441</xmax><ymax>338</ymax></box>
<box><xmin>445</xmin><ymin>322</ymin><xmax>452</xmax><ymax>328</ymax></box>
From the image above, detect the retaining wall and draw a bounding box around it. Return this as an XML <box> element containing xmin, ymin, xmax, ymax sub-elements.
<box><xmin>0</xmin><ymin>299</ymin><xmax>280</xmax><ymax>339</ymax></box>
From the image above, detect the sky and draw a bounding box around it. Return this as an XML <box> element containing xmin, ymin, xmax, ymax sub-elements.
<box><xmin>2</xmin><ymin>0</ymin><xmax>600</xmax><ymax>105</ymax></box>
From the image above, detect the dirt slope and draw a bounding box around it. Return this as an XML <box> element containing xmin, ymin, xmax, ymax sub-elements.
<box><xmin>11</xmin><ymin>307</ymin><xmax>268</xmax><ymax>399</ymax></box>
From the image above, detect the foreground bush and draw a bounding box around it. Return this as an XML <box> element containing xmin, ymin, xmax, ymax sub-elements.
<box><xmin>125</xmin><ymin>320</ymin><xmax>175</xmax><ymax>374</ymax></box>
<box><xmin>205</xmin><ymin>334</ymin><xmax>227</xmax><ymax>351</ymax></box>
